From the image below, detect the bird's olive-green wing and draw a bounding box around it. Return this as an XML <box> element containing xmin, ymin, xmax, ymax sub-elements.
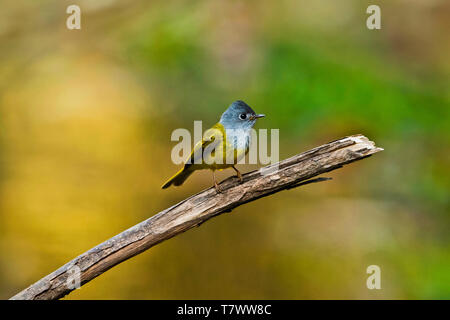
<box><xmin>184</xmin><ymin>123</ymin><xmax>225</xmax><ymax>167</ymax></box>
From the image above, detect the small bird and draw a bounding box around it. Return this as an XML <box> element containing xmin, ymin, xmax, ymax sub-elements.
<box><xmin>162</xmin><ymin>100</ymin><xmax>265</xmax><ymax>192</ymax></box>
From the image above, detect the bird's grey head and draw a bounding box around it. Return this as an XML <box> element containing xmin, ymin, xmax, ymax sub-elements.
<box><xmin>219</xmin><ymin>100</ymin><xmax>265</xmax><ymax>130</ymax></box>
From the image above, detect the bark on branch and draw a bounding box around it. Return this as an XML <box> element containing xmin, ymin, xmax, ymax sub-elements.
<box><xmin>10</xmin><ymin>134</ymin><xmax>383</xmax><ymax>300</ymax></box>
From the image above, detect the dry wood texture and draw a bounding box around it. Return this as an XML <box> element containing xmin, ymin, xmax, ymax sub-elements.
<box><xmin>11</xmin><ymin>134</ymin><xmax>383</xmax><ymax>300</ymax></box>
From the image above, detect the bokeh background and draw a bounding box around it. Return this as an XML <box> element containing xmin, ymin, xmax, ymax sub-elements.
<box><xmin>0</xmin><ymin>0</ymin><xmax>449</xmax><ymax>299</ymax></box>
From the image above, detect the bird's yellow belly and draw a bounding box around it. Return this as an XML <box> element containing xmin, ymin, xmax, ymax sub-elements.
<box><xmin>197</xmin><ymin>142</ymin><xmax>248</xmax><ymax>170</ymax></box>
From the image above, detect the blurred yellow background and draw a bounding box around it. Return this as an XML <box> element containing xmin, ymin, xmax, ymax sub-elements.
<box><xmin>0</xmin><ymin>0</ymin><xmax>449</xmax><ymax>299</ymax></box>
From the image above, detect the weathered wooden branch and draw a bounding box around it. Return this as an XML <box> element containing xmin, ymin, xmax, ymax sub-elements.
<box><xmin>10</xmin><ymin>134</ymin><xmax>383</xmax><ymax>300</ymax></box>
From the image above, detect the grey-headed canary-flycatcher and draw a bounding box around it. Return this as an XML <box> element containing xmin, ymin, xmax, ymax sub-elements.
<box><xmin>162</xmin><ymin>100</ymin><xmax>265</xmax><ymax>192</ymax></box>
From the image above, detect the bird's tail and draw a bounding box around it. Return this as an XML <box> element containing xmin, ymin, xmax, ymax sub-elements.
<box><xmin>161</xmin><ymin>167</ymin><xmax>194</xmax><ymax>189</ymax></box>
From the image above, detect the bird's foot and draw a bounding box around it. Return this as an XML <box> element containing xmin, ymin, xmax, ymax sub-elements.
<box><xmin>236</xmin><ymin>171</ymin><xmax>243</xmax><ymax>183</ymax></box>
<box><xmin>214</xmin><ymin>182</ymin><xmax>221</xmax><ymax>193</ymax></box>
<box><xmin>212</xmin><ymin>171</ymin><xmax>221</xmax><ymax>193</ymax></box>
<box><xmin>232</xmin><ymin>166</ymin><xmax>243</xmax><ymax>183</ymax></box>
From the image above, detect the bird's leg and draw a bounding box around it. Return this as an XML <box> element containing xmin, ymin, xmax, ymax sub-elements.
<box><xmin>212</xmin><ymin>170</ymin><xmax>221</xmax><ymax>193</ymax></box>
<box><xmin>232</xmin><ymin>165</ymin><xmax>243</xmax><ymax>183</ymax></box>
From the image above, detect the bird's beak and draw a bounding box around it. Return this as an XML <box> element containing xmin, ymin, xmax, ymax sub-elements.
<box><xmin>250</xmin><ymin>114</ymin><xmax>265</xmax><ymax>120</ymax></box>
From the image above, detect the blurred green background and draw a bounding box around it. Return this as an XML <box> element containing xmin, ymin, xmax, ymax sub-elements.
<box><xmin>0</xmin><ymin>0</ymin><xmax>449</xmax><ymax>299</ymax></box>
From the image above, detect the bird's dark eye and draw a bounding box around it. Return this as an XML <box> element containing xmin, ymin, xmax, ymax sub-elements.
<box><xmin>239</xmin><ymin>113</ymin><xmax>247</xmax><ymax>120</ymax></box>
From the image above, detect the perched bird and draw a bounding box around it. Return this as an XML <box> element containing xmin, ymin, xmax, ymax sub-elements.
<box><xmin>162</xmin><ymin>100</ymin><xmax>265</xmax><ymax>192</ymax></box>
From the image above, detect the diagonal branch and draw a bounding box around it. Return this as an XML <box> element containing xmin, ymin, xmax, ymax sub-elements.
<box><xmin>10</xmin><ymin>134</ymin><xmax>383</xmax><ymax>300</ymax></box>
